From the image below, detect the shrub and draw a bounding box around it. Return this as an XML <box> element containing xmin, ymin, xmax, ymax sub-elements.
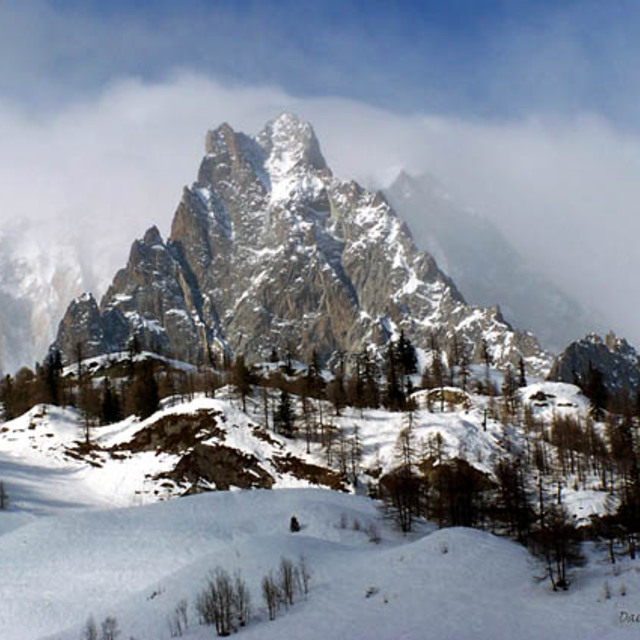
<box><xmin>195</xmin><ymin>568</ymin><xmax>250</xmax><ymax>636</ymax></box>
<box><xmin>167</xmin><ymin>599</ymin><xmax>188</xmax><ymax>637</ymax></box>
<box><xmin>100</xmin><ymin>616</ymin><xmax>120</xmax><ymax>640</ymax></box>
<box><xmin>365</xmin><ymin>522</ymin><xmax>381</xmax><ymax>543</ymax></box>
<box><xmin>261</xmin><ymin>571</ymin><xmax>281</xmax><ymax>621</ymax></box>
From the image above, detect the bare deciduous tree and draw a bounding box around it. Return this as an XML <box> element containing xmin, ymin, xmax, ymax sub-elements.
<box><xmin>297</xmin><ymin>555</ymin><xmax>311</xmax><ymax>598</ymax></box>
<box><xmin>167</xmin><ymin>599</ymin><xmax>188</xmax><ymax>637</ymax></box>
<box><xmin>196</xmin><ymin>568</ymin><xmax>250</xmax><ymax>636</ymax></box>
<box><xmin>261</xmin><ymin>571</ymin><xmax>281</xmax><ymax>621</ymax></box>
<box><xmin>100</xmin><ymin>616</ymin><xmax>120</xmax><ymax>640</ymax></box>
<box><xmin>233</xmin><ymin>572</ymin><xmax>251</xmax><ymax>628</ymax></box>
<box><xmin>82</xmin><ymin>616</ymin><xmax>98</xmax><ymax>640</ymax></box>
<box><xmin>278</xmin><ymin>557</ymin><xmax>297</xmax><ymax>608</ymax></box>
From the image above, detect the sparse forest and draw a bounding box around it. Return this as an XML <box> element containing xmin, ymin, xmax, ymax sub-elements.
<box><xmin>1</xmin><ymin>330</ymin><xmax>640</xmax><ymax>595</ymax></box>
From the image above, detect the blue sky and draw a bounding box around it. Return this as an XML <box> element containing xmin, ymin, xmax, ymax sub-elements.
<box><xmin>3</xmin><ymin>0</ymin><xmax>640</xmax><ymax>126</ymax></box>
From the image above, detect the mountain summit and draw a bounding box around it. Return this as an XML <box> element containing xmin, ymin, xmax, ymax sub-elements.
<box><xmin>53</xmin><ymin>114</ymin><xmax>550</xmax><ymax>373</ymax></box>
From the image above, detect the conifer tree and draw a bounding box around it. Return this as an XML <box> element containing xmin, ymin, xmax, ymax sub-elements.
<box><xmin>397</xmin><ymin>330</ymin><xmax>418</xmax><ymax>376</ymax></box>
<box><xmin>101</xmin><ymin>377</ymin><xmax>121</xmax><ymax>425</ymax></box>
<box><xmin>231</xmin><ymin>354</ymin><xmax>254</xmax><ymax>412</ymax></box>
<box><xmin>327</xmin><ymin>357</ymin><xmax>347</xmax><ymax>416</ymax></box>
<box><xmin>362</xmin><ymin>349</ymin><xmax>380</xmax><ymax>408</ymax></box>
<box><xmin>0</xmin><ymin>374</ymin><xmax>16</xmax><ymax>420</ymax></box>
<box><xmin>42</xmin><ymin>348</ymin><xmax>63</xmax><ymax>406</ymax></box>
<box><xmin>518</xmin><ymin>356</ymin><xmax>527</xmax><ymax>388</ymax></box>
<box><xmin>132</xmin><ymin>359</ymin><xmax>159</xmax><ymax>420</ymax></box>
<box><xmin>584</xmin><ymin>362</ymin><xmax>608</xmax><ymax>420</ymax></box>
<box><xmin>274</xmin><ymin>389</ymin><xmax>295</xmax><ymax>437</ymax></box>
<box><xmin>384</xmin><ymin>342</ymin><xmax>405</xmax><ymax>411</ymax></box>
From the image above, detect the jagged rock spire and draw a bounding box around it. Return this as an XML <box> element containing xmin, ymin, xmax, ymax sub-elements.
<box><xmin>51</xmin><ymin>116</ymin><xmax>551</xmax><ymax>375</ymax></box>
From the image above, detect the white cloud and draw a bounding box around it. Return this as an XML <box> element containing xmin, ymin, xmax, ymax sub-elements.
<box><xmin>0</xmin><ymin>74</ymin><xmax>638</xmax><ymax>346</ymax></box>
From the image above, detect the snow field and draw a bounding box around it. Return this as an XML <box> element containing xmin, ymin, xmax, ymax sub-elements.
<box><xmin>0</xmin><ymin>379</ymin><xmax>637</xmax><ymax>638</ymax></box>
<box><xmin>0</xmin><ymin>488</ymin><xmax>637</xmax><ymax>640</ymax></box>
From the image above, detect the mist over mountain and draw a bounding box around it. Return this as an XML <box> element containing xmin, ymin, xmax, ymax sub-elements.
<box><xmin>0</xmin><ymin>220</ymin><xmax>98</xmax><ymax>374</ymax></box>
<box><xmin>385</xmin><ymin>171</ymin><xmax>605</xmax><ymax>352</ymax></box>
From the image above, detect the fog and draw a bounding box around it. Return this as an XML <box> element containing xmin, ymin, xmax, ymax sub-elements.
<box><xmin>1</xmin><ymin>2</ymin><xmax>640</xmax><ymax>348</ymax></box>
<box><xmin>0</xmin><ymin>74</ymin><xmax>637</xmax><ymax>344</ymax></box>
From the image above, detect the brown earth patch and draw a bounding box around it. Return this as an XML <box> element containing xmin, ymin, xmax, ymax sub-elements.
<box><xmin>272</xmin><ymin>453</ymin><xmax>346</xmax><ymax>491</ymax></box>
<box><xmin>118</xmin><ymin>409</ymin><xmax>226</xmax><ymax>454</ymax></box>
<box><xmin>168</xmin><ymin>443</ymin><xmax>274</xmax><ymax>490</ymax></box>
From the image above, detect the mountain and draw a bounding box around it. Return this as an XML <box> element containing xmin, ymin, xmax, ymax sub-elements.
<box><xmin>52</xmin><ymin>114</ymin><xmax>550</xmax><ymax>374</ymax></box>
<box><xmin>549</xmin><ymin>331</ymin><xmax>640</xmax><ymax>396</ymax></box>
<box><xmin>385</xmin><ymin>171</ymin><xmax>603</xmax><ymax>352</ymax></box>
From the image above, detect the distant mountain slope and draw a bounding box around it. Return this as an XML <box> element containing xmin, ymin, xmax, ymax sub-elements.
<box><xmin>53</xmin><ymin>114</ymin><xmax>550</xmax><ymax>374</ymax></box>
<box><xmin>385</xmin><ymin>171</ymin><xmax>603</xmax><ymax>352</ymax></box>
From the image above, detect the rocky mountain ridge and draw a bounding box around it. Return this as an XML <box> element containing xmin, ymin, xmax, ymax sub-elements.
<box><xmin>53</xmin><ymin>113</ymin><xmax>551</xmax><ymax>374</ymax></box>
<box><xmin>549</xmin><ymin>331</ymin><xmax>640</xmax><ymax>395</ymax></box>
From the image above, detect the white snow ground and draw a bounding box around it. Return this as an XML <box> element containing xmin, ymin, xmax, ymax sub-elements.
<box><xmin>0</xmin><ymin>489</ymin><xmax>638</xmax><ymax>640</ymax></box>
<box><xmin>0</xmin><ymin>382</ymin><xmax>639</xmax><ymax>639</ymax></box>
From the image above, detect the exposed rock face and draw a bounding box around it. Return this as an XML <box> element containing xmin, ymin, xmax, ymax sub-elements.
<box><xmin>52</xmin><ymin>114</ymin><xmax>551</xmax><ymax>374</ymax></box>
<box><xmin>385</xmin><ymin>171</ymin><xmax>604</xmax><ymax>352</ymax></box>
<box><xmin>170</xmin><ymin>444</ymin><xmax>275</xmax><ymax>490</ymax></box>
<box><xmin>549</xmin><ymin>332</ymin><xmax>640</xmax><ymax>395</ymax></box>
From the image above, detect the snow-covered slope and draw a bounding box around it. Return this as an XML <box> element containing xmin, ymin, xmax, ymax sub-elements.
<box><xmin>0</xmin><ymin>377</ymin><xmax>636</xmax><ymax>639</ymax></box>
<box><xmin>0</xmin><ymin>488</ymin><xmax>636</xmax><ymax>640</ymax></box>
<box><xmin>0</xmin><ymin>394</ymin><xmax>345</xmax><ymax>513</ymax></box>
<box><xmin>0</xmin><ymin>378</ymin><xmax>610</xmax><ymax>523</ymax></box>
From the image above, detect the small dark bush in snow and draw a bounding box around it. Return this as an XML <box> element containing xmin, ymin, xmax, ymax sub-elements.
<box><xmin>0</xmin><ymin>481</ymin><xmax>8</xmax><ymax>510</ymax></box>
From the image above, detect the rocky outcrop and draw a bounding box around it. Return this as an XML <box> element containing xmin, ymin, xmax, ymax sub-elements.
<box><xmin>170</xmin><ymin>443</ymin><xmax>275</xmax><ymax>490</ymax></box>
<box><xmin>52</xmin><ymin>114</ymin><xmax>551</xmax><ymax>374</ymax></box>
<box><xmin>549</xmin><ymin>332</ymin><xmax>640</xmax><ymax>395</ymax></box>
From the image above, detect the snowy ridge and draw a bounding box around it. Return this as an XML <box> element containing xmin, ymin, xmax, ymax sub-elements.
<box><xmin>0</xmin><ymin>394</ymin><xmax>344</xmax><ymax>512</ymax></box>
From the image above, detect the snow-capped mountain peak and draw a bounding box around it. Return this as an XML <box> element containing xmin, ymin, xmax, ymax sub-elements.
<box><xmin>52</xmin><ymin>117</ymin><xmax>551</xmax><ymax>375</ymax></box>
